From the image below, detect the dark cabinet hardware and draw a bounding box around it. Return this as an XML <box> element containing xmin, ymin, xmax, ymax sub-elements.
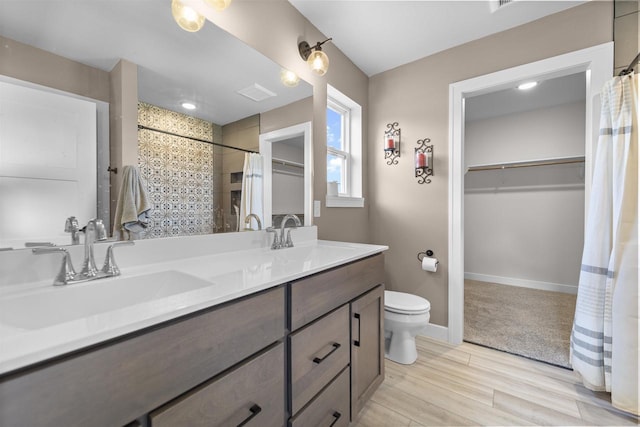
<box><xmin>329</xmin><ymin>411</ymin><xmax>342</xmax><ymax>427</ymax></box>
<box><xmin>237</xmin><ymin>404</ymin><xmax>262</xmax><ymax>427</ymax></box>
<box><xmin>313</xmin><ymin>343</ymin><xmax>341</xmax><ymax>364</ymax></box>
<box><xmin>354</xmin><ymin>312</ymin><xmax>361</xmax><ymax>347</ymax></box>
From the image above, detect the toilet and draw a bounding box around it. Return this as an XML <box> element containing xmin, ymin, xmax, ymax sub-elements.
<box><xmin>384</xmin><ymin>290</ymin><xmax>431</xmax><ymax>365</ymax></box>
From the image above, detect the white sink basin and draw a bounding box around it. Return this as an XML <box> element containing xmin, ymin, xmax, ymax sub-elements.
<box><xmin>0</xmin><ymin>271</ymin><xmax>213</xmax><ymax>330</ymax></box>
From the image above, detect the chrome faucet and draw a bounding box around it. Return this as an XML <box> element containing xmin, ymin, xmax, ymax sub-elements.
<box><xmin>279</xmin><ymin>214</ymin><xmax>301</xmax><ymax>248</ymax></box>
<box><xmin>244</xmin><ymin>214</ymin><xmax>262</xmax><ymax>231</ymax></box>
<box><xmin>79</xmin><ymin>219</ymin><xmax>107</xmax><ymax>278</ymax></box>
<box><xmin>33</xmin><ymin>239</ymin><xmax>135</xmax><ymax>286</ymax></box>
<box><xmin>64</xmin><ymin>216</ymin><xmax>81</xmax><ymax>245</ymax></box>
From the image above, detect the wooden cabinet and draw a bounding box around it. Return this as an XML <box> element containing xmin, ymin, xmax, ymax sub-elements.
<box><xmin>0</xmin><ymin>253</ymin><xmax>385</xmax><ymax>427</ymax></box>
<box><xmin>351</xmin><ymin>285</ymin><xmax>385</xmax><ymax>415</ymax></box>
<box><xmin>288</xmin><ymin>254</ymin><xmax>385</xmax><ymax>425</ymax></box>
<box><xmin>0</xmin><ymin>287</ymin><xmax>285</xmax><ymax>427</ymax></box>
<box><xmin>150</xmin><ymin>343</ymin><xmax>285</xmax><ymax>427</ymax></box>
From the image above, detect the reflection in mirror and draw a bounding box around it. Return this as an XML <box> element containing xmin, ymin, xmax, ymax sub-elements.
<box><xmin>0</xmin><ymin>1</ymin><xmax>312</xmax><ymax>249</ymax></box>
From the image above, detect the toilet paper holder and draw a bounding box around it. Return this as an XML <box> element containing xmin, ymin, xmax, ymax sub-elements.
<box><xmin>417</xmin><ymin>249</ymin><xmax>434</xmax><ymax>262</ymax></box>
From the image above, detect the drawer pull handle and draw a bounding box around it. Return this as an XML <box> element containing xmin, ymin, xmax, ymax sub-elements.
<box><xmin>329</xmin><ymin>411</ymin><xmax>342</xmax><ymax>427</ymax></box>
<box><xmin>237</xmin><ymin>404</ymin><xmax>262</xmax><ymax>427</ymax></box>
<box><xmin>313</xmin><ymin>342</ymin><xmax>341</xmax><ymax>364</ymax></box>
<box><xmin>354</xmin><ymin>312</ymin><xmax>361</xmax><ymax>347</ymax></box>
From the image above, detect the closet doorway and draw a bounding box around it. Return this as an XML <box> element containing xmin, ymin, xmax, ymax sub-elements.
<box><xmin>447</xmin><ymin>42</ymin><xmax>614</xmax><ymax>356</ymax></box>
<box><xmin>462</xmin><ymin>72</ymin><xmax>585</xmax><ymax>368</ymax></box>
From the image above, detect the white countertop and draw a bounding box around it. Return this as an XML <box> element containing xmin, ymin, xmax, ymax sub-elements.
<box><xmin>0</xmin><ymin>236</ymin><xmax>387</xmax><ymax>375</ymax></box>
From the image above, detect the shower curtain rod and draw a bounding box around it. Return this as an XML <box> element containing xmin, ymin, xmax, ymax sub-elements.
<box><xmin>137</xmin><ymin>124</ymin><xmax>258</xmax><ymax>154</ymax></box>
<box><xmin>467</xmin><ymin>157</ymin><xmax>584</xmax><ymax>172</ymax></box>
<box><xmin>619</xmin><ymin>51</ymin><xmax>640</xmax><ymax>76</ymax></box>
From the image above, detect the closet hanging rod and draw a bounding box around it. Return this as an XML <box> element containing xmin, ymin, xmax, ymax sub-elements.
<box><xmin>619</xmin><ymin>51</ymin><xmax>640</xmax><ymax>76</ymax></box>
<box><xmin>272</xmin><ymin>157</ymin><xmax>304</xmax><ymax>169</ymax></box>
<box><xmin>137</xmin><ymin>124</ymin><xmax>258</xmax><ymax>154</ymax></box>
<box><xmin>467</xmin><ymin>157</ymin><xmax>584</xmax><ymax>172</ymax></box>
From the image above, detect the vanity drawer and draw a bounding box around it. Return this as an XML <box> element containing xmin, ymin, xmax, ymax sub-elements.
<box><xmin>290</xmin><ymin>254</ymin><xmax>384</xmax><ymax>330</ymax></box>
<box><xmin>290</xmin><ymin>305</ymin><xmax>350</xmax><ymax>415</ymax></box>
<box><xmin>150</xmin><ymin>342</ymin><xmax>285</xmax><ymax>427</ymax></box>
<box><xmin>0</xmin><ymin>286</ymin><xmax>285</xmax><ymax>427</ymax></box>
<box><xmin>290</xmin><ymin>367</ymin><xmax>350</xmax><ymax>427</ymax></box>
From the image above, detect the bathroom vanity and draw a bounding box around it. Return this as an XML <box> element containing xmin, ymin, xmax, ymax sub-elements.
<box><xmin>0</xmin><ymin>229</ymin><xmax>386</xmax><ymax>426</ymax></box>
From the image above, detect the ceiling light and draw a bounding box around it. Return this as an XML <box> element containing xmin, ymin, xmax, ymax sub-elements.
<box><xmin>280</xmin><ymin>69</ymin><xmax>300</xmax><ymax>87</ymax></box>
<box><xmin>205</xmin><ymin>0</ymin><xmax>233</xmax><ymax>12</ymax></box>
<box><xmin>517</xmin><ymin>81</ymin><xmax>538</xmax><ymax>90</ymax></box>
<box><xmin>181</xmin><ymin>102</ymin><xmax>196</xmax><ymax>110</ymax></box>
<box><xmin>298</xmin><ymin>38</ymin><xmax>332</xmax><ymax>76</ymax></box>
<box><xmin>171</xmin><ymin>0</ymin><xmax>205</xmax><ymax>32</ymax></box>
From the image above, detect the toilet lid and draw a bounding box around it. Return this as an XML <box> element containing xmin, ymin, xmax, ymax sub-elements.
<box><xmin>385</xmin><ymin>290</ymin><xmax>431</xmax><ymax>314</ymax></box>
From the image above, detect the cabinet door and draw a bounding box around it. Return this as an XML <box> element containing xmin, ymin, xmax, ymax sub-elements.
<box><xmin>350</xmin><ymin>285</ymin><xmax>384</xmax><ymax>416</ymax></box>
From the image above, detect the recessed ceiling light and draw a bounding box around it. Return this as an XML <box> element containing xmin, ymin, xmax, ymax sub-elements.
<box><xmin>517</xmin><ymin>81</ymin><xmax>538</xmax><ymax>90</ymax></box>
<box><xmin>182</xmin><ymin>102</ymin><xmax>196</xmax><ymax>110</ymax></box>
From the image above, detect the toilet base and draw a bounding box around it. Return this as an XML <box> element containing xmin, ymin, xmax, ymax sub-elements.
<box><xmin>384</xmin><ymin>330</ymin><xmax>419</xmax><ymax>365</ymax></box>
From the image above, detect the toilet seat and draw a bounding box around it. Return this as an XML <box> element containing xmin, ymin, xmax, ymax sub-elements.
<box><xmin>384</xmin><ymin>291</ymin><xmax>430</xmax><ymax>315</ymax></box>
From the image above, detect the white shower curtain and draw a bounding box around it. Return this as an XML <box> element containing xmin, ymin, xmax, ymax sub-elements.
<box><xmin>239</xmin><ymin>153</ymin><xmax>264</xmax><ymax>231</ymax></box>
<box><xmin>570</xmin><ymin>73</ymin><xmax>638</xmax><ymax>415</ymax></box>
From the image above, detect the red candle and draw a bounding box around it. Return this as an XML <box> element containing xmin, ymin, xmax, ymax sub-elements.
<box><xmin>416</xmin><ymin>152</ymin><xmax>427</xmax><ymax>168</ymax></box>
<box><xmin>385</xmin><ymin>137</ymin><xmax>395</xmax><ymax>150</ymax></box>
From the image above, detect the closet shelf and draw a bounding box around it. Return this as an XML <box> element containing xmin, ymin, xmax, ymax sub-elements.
<box><xmin>466</xmin><ymin>155</ymin><xmax>585</xmax><ymax>173</ymax></box>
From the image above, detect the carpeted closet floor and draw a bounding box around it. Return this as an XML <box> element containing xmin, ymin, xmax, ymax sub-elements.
<box><xmin>464</xmin><ymin>279</ymin><xmax>577</xmax><ymax>368</ymax></box>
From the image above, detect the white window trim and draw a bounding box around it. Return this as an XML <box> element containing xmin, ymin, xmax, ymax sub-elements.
<box><xmin>326</xmin><ymin>84</ymin><xmax>364</xmax><ymax>208</ymax></box>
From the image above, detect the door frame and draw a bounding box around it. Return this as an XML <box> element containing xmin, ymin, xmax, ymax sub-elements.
<box><xmin>259</xmin><ymin>121</ymin><xmax>313</xmax><ymax>228</ymax></box>
<box><xmin>447</xmin><ymin>42</ymin><xmax>613</xmax><ymax>345</ymax></box>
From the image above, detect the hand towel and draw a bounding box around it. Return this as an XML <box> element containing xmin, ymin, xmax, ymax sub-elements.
<box><xmin>113</xmin><ymin>165</ymin><xmax>152</xmax><ymax>240</ymax></box>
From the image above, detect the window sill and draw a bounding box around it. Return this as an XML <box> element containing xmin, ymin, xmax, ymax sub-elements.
<box><xmin>326</xmin><ymin>195</ymin><xmax>365</xmax><ymax>208</ymax></box>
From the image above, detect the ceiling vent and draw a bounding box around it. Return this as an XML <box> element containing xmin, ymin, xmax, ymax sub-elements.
<box><xmin>490</xmin><ymin>0</ymin><xmax>515</xmax><ymax>12</ymax></box>
<box><xmin>236</xmin><ymin>83</ymin><xmax>276</xmax><ymax>102</ymax></box>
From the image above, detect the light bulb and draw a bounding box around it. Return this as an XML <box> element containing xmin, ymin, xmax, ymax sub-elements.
<box><xmin>171</xmin><ymin>0</ymin><xmax>205</xmax><ymax>32</ymax></box>
<box><xmin>307</xmin><ymin>50</ymin><xmax>329</xmax><ymax>76</ymax></box>
<box><xmin>280</xmin><ymin>69</ymin><xmax>300</xmax><ymax>87</ymax></box>
<box><xmin>205</xmin><ymin>0</ymin><xmax>233</xmax><ymax>12</ymax></box>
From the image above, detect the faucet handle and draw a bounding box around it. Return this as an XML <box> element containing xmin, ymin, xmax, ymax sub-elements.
<box><xmin>102</xmin><ymin>241</ymin><xmax>135</xmax><ymax>277</ymax></box>
<box><xmin>266</xmin><ymin>227</ymin><xmax>281</xmax><ymax>250</ymax></box>
<box><xmin>33</xmin><ymin>247</ymin><xmax>76</xmax><ymax>286</ymax></box>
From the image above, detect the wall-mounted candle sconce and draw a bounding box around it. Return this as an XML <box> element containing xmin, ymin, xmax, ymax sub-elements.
<box><xmin>415</xmin><ymin>138</ymin><xmax>433</xmax><ymax>184</ymax></box>
<box><xmin>298</xmin><ymin>38</ymin><xmax>333</xmax><ymax>76</ymax></box>
<box><xmin>384</xmin><ymin>122</ymin><xmax>401</xmax><ymax>165</ymax></box>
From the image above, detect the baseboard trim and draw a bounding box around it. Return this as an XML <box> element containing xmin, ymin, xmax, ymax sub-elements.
<box><xmin>464</xmin><ymin>272</ymin><xmax>578</xmax><ymax>294</ymax></box>
<box><xmin>419</xmin><ymin>323</ymin><xmax>449</xmax><ymax>342</ymax></box>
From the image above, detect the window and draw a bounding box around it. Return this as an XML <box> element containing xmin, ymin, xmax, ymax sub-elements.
<box><xmin>326</xmin><ymin>85</ymin><xmax>363</xmax><ymax>208</ymax></box>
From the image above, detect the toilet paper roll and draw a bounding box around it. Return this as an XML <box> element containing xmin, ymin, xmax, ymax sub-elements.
<box><xmin>422</xmin><ymin>257</ymin><xmax>438</xmax><ymax>272</ymax></box>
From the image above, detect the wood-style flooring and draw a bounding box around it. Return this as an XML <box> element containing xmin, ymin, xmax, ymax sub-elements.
<box><xmin>353</xmin><ymin>336</ymin><xmax>639</xmax><ymax>426</ymax></box>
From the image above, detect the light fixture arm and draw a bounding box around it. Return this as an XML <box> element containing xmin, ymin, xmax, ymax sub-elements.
<box><xmin>299</xmin><ymin>38</ymin><xmax>333</xmax><ymax>60</ymax></box>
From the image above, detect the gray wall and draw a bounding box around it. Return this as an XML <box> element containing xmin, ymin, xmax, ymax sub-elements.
<box><xmin>368</xmin><ymin>2</ymin><xmax>612</xmax><ymax>326</ymax></box>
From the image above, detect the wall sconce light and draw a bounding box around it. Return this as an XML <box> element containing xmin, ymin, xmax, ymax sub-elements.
<box><xmin>171</xmin><ymin>0</ymin><xmax>206</xmax><ymax>32</ymax></box>
<box><xmin>384</xmin><ymin>122</ymin><xmax>401</xmax><ymax>165</ymax></box>
<box><xmin>298</xmin><ymin>38</ymin><xmax>333</xmax><ymax>76</ymax></box>
<box><xmin>204</xmin><ymin>0</ymin><xmax>233</xmax><ymax>12</ymax></box>
<box><xmin>280</xmin><ymin>69</ymin><xmax>300</xmax><ymax>87</ymax></box>
<box><xmin>415</xmin><ymin>138</ymin><xmax>433</xmax><ymax>184</ymax></box>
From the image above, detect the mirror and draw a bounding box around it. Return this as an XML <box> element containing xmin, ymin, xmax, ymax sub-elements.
<box><xmin>0</xmin><ymin>1</ymin><xmax>312</xmax><ymax>249</ymax></box>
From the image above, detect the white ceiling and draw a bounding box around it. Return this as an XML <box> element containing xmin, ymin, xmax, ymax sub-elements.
<box><xmin>288</xmin><ymin>0</ymin><xmax>587</xmax><ymax>77</ymax></box>
<box><xmin>0</xmin><ymin>1</ymin><xmax>312</xmax><ymax>125</ymax></box>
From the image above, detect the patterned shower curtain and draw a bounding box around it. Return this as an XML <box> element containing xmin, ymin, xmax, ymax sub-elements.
<box><xmin>239</xmin><ymin>153</ymin><xmax>264</xmax><ymax>231</ymax></box>
<box><xmin>570</xmin><ymin>73</ymin><xmax>638</xmax><ymax>415</ymax></box>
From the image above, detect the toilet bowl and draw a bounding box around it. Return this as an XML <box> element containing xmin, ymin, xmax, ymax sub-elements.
<box><xmin>384</xmin><ymin>290</ymin><xmax>430</xmax><ymax>365</ymax></box>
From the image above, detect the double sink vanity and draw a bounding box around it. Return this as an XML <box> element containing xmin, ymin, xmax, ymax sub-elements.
<box><xmin>0</xmin><ymin>227</ymin><xmax>387</xmax><ymax>426</ymax></box>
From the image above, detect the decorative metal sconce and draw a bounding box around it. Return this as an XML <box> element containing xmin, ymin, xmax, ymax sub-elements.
<box><xmin>298</xmin><ymin>38</ymin><xmax>333</xmax><ymax>76</ymax></box>
<box><xmin>415</xmin><ymin>138</ymin><xmax>433</xmax><ymax>184</ymax></box>
<box><xmin>383</xmin><ymin>122</ymin><xmax>401</xmax><ymax>165</ymax></box>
